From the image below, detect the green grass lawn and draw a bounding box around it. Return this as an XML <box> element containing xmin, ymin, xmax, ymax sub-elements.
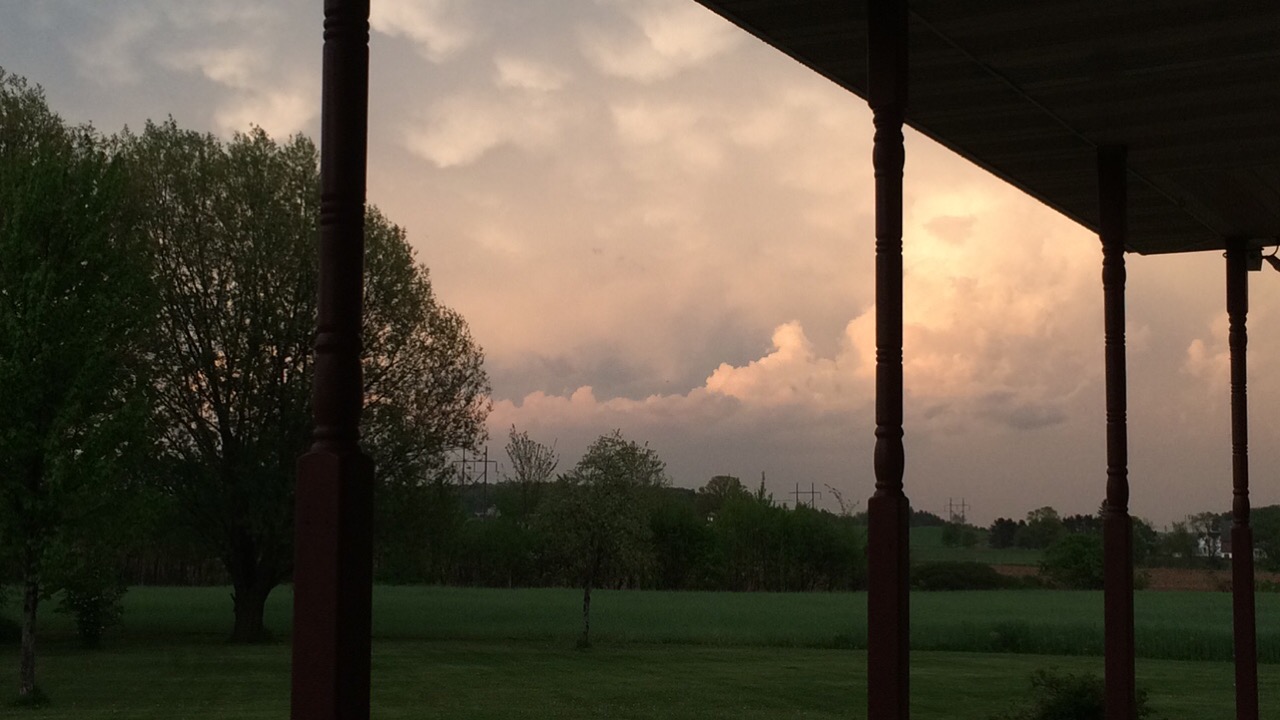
<box><xmin>23</xmin><ymin>585</ymin><xmax>1279</xmax><ymax>661</ymax></box>
<box><xmin>6</xmin><ymin>585</ymin><xmax>1279</xmax><ymax>717</ymax></box>
<box><xmin>13</xmin><ymin>639</ymin><xmax>1275</xmax><ymax>719</ymax></box>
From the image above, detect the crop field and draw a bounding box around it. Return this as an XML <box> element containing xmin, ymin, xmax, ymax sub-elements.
<box><xmin>5</xmin><ymin>586</ymin><xmax>1280</xmax><ymax>718</ymax></box>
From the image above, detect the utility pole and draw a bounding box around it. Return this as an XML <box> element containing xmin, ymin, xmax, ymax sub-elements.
<box><xmin>947</xmin><ymin>497</ymin><xmax>970</xmax><ymax>524</ymax></box>
<box><xmin>790</xmin><ymin>482</ymin><xmax>822</xmax><ymax>509</ymax></box>
<box><xmin>454</xmin><ymin>447</ymin><xmax>498</xmax><ymax>508</ymax></box>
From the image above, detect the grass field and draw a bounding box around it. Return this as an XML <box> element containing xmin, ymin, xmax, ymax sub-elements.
<box><xmin>17</xmin><ymin>640</ymin><xmax>1278</xmax><ymax>719</ymax></box>
<box><xmin>22</xmin><ymin>585</ymin><xmax>1280</xmax><ymax>661</ymax></box>
<box><xmin>6</xmin><ymin>586</ymin><xmax>1279</xmax><ymax>718</ymax></box>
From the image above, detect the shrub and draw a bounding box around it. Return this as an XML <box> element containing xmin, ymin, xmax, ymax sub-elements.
<box><xmin>991</xmin><ymin>668</ymin><xmax>1154</xmax><ymax>720</ymax></box>
<box><xmin>911</xmin><ymin>561</ymin><xmax>1014</xmax><ymax>591</ymax></box>
<box><xmin>55</xmin><ymin>569</ymin><xmax>126</xmax><ymax>649</ymax></box>
<box><xmin>1040</xmin><ymin>534</ymin><xmax>1104</xmax><ymax>589</ymax></box>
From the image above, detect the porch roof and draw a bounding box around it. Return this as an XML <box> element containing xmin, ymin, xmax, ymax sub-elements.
<box><xmin>693</xmin><ymin>1</ymin><xmax>1280</xmax><ymax>255</ymax></box>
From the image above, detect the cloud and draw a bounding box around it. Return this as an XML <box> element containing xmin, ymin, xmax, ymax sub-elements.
<box><xmin>705</xmin><ymin>322</ymin><xmax>859</xmax><ymax>407</ymax></box>
<box><xmin>213</xmin><ymin>89</ymin><xmax>313</xmax><ymax>138</ymax></box>
<box><xmin>161</xmin><ymin>45</ymin><xmax>315</xmax><ymax>137</ymax></box>
<box><xmin>925</xmin><ymin>215</ymin><xmax>976</xmax><ymax>246</ymax></box>
<box><xmin>974</xmin><ymin>391</ymin><xmax>1068</xmax><ymax>430</ymax></box>
<box><xmin>71</xmin><ymin>8</ymin><xmax>158</xmax><ymax>85</ymax></box>
<box><xmin>371</xmin><ymin>0</ymin><xmax>474</xmax><ymax>62</ymax></box>
<box><xmin>1183</xmin><ymin>331</ymin><xmax>1229</xmax><ymax>398</ymax></box>
<box><xmin>495</xmin><ymin>55</ymin><xmax>569</xmax><ymax>92</ymax></box>
<box><xmin>610</xmin><ymin>99</ymin><xmax>724</xmax><ymax>174</ymax></box>
<box><xmin>170</xmin><ymin>46</ymin><xmax>258</xmax><ymax>88</ymax></box>
<box><xmin>579</xmin><ymin>0</ymin><xmax>740</xmax><ymax>82</ymax></box>
<box><xmin>42</xmin><ymin>0</ymin><xmax>320</xmax><ymax>138</ymax></box>
<box><xmin>404</xmin><ymin>88</ymin><xmax>577</xmax><ymax>167</ymax></box>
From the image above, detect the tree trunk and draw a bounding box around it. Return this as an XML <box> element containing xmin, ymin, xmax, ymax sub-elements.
<box><xmin>230</xmin><ymin>581</ymin><xmax>272</xmax><ymax>643</ymax></box>
<box><xmin>18</xmin><ymin>563</ymin><xmax>39</xmax><ymax>698</ymax></box>
<box><xmin>579</xmin><ymin>581</ymin><xmax>592</xmax><ymax>648</ymax></box>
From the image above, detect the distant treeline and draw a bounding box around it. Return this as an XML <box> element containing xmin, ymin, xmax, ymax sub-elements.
<box><xmin>120</xmin><ymin>477</ymin><xmax>868</xmax><ymax>593</ymax></box>
<box><xmin>375</xmin><ymin>475</ymin><xmax>868</xmax><ymax>593</ymax></box>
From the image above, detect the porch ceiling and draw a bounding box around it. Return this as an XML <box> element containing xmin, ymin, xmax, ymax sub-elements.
<box><xmin>693</xmin><ymin>1</ymin><xmax>1280</xmax><ymax>255</ymax></box>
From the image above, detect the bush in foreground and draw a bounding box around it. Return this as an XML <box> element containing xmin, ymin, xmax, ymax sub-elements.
<box><xmin>991</xmin><ymin>669</ymin><xmax>1154</xmax><ymax>720</ymax></box>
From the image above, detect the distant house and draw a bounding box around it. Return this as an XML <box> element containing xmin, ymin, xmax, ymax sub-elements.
<box><xmin>1196</xmin><ymin>532</ymin><xmax>1224</xmax><ymax>559</ymax></box>
<box><xmin>1197</xmin><ymin>529</ymin><xmax>1266</xmax><ymax>561</ymax></box>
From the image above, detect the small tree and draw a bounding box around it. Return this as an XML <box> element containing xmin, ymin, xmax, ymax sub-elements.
<box><xmin>0</xmin><ymin>69</ymin><xmax>154</xmax><ymax>700</ymax></box>
<box><xmin>50</xmin><ymin>546</ymin><xmax>125</xmax><ymax>649</ymax></box>
<box><xmin>503</xmin><ymin>427</ymin><xmax>557</xmax><ymax>519</ymax></box>
<box><xmin>534</xmin><ymin>431</ymin><xmax>667</xmax><ymax>647</ymax></box>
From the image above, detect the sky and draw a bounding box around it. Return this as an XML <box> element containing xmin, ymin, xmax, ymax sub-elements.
<box><xmin>5</xmin><ymin>0</ymin><xmax>1279</xmax><ymax>526</ymax></box>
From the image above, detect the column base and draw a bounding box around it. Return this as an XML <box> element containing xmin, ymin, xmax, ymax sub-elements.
<box><xmin>292</xmin><ymin>448</ymin><xmax>374</xmax><ymax>720</ymax></box>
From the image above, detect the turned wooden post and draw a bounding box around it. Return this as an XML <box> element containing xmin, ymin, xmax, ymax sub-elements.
<box><xmin>291</xmin><ymin>1</ymin><xmax>375</xmax><ymax>718</ymax></box>
<box><xmin>1226</xmin><ymin>237</ymin><xmax>1259</xmax><ymax>720</ymax></box>
<box><xmin>1098</xmin><ymin>145</ymin><xmax>1135</xmax><ymax>720</ymax></box>
<box><xmin>866</xmin><ymin>0</ymin><xmax>910</xmax><ymax>718</ymax></box>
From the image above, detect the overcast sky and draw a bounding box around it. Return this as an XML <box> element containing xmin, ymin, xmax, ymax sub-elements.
<box><xmin>6</xmin><ymin>0</ymin><xmax>1279</xmax><ymax>525</ymax></box>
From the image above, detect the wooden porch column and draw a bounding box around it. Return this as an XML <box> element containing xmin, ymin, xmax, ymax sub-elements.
<box><xmin>1098</xmin><ymin>145</ymin><xmax>1135</xmax><ymax>720</ymax></box>
<box><xmin>292</xmin><ymin>1</ymin><xmax>375</xmax><ymax>719</ymax></box>
<box><xmin>866</xmin><ymin>0</ymin><xmax>909</xmax><ymax>718</ymax></box>
<box><xmin>1226</xmin><ymin>237</ymin><xmax>1259</xmax><ymax>720</ymax></box>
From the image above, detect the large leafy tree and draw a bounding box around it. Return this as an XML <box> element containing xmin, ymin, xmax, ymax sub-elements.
<box><xmin>535</xmin><ymin>430</ymin><xmax>667</xmax><ymax>647</ymax></box>
<box><xmin>126</xmin><ymin>120</ymin><xmax>489</xmax><ymax>642</ymax></box>
<box><xmin>0</xmin><ymin>70</ymin><xmax>154</xmax><ymax>699</ymax></box>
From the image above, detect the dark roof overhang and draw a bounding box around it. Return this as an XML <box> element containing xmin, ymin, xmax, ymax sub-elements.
<box><xmin>693</xmin><ymin>1</ymin><xmax>1280</xmax><ymax>254</ymax></box>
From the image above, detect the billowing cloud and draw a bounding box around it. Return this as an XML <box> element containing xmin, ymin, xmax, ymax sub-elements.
<box><xmin>705</xmin><ymin>322</ymin><xmax>857</xmax><ymax>407</ymax></box>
